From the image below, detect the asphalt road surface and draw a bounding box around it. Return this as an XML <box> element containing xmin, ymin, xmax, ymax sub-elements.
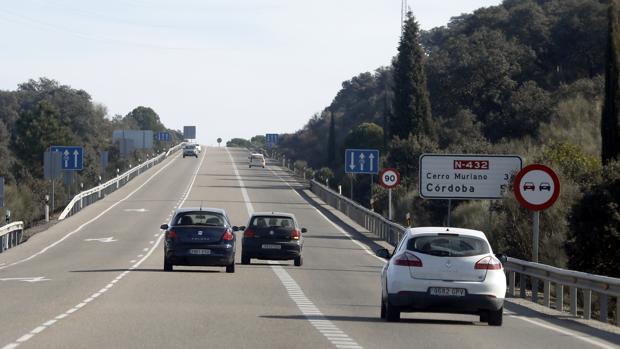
<box><xmin>1</xmin><ymin>147</ymin><xmax>618</xmax><ymax>349</ymax></box>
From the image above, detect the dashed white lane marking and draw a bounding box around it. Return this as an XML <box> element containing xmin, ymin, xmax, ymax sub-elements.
<box><xmin>1</xmin><ymin>150</ymin><xmax>207</xmax><ymax>349</ymax></box>
<box><xmin>267</xmin><ymin>166</ymin><xmax>386</xmax><ymax>264</ymax></box>
<box><xmin>226</xmin><ymin>148</ymin><xmax>363</xmax><ymax>349</ymax></box>
<box><xmin>130</xmin><ymin>260</ymin><xmax>137</xmax><ymax>263</ymax></box>
<box><xmin>0</xmin><ymin>153</ymin><xmax>182</xmax><ymax>271</ymax></box>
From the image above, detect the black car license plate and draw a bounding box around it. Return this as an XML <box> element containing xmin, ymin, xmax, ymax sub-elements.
<box><xmin>429</xmin><ymin>287</ymin><xmax>466</xmax><ymax>297</ymax></box>
<box><xmin>189</xmin><ymin>249</ymin><xmax>211</xmax><ymax>255</ymax></box>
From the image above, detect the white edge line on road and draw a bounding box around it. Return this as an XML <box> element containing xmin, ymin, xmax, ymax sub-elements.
<box><xmin>0</xmin><ymin>153</ymin><xmax>182</xmax><ymax>271</ymax></box>
<box><xmin>270</xmin><ymin>161</ymin><xmax>620</xmax><ymax>349</ymax></box>
<box><xmin>266</xmin><ymin>165</ymin><xmax>385</xmax><ymax>264</ymax></box>
<box><xmin>1</xmin><ymin>151</ymin><xmax>207</xmax><ymax>349</ymax></box>
<box><xmin>511</xmin><ymin>316</ymin><xmax>619</xmax><ymax>349</ymax></box>
<box><xmin>225</xmin><ymin>148</ymin><xmax>364</xmax><ymax>349</ymax></box>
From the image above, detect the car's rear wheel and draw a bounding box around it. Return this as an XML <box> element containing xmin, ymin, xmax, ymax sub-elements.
<box><xmin>385</xmin><ymin>301</ymin><xmax>400</xmax><ymax>322</ymax></box>
<box><xmin>487</xmin><ymin>307</ymin><xmax>503</xmax><ymax>326</ymax></box>
<box><xmin>479</xmin><ymin>312</ymin><xmax>488</xmax><ymax>323</ymax></box>
<box><xmin>164</xmin><ymin>260</ymin><xmax>173</xmax><ymax>271</ymax></box>
<box><xmin>380</xmin><ymin>298</ymin><xmax>386</xmax><ymax>319</ymax></box>
<box><xmin>241</xmin><ymin>253</ymin><xmax>250</xmax><ymax>265</ymax></box>
<box><xmin>249</xmin><ymin>165</ymin><xmax>252</xmax><ymax>168</ymax></box>
<box><xmin>226</xmin><ymin>263</ymin><xmax>235</xmax><ymax>273</ymax></box>
<box><xmin>294</xmin><ymin>255</ymin><xmax>303</xmax><ymax>266</ymax></box>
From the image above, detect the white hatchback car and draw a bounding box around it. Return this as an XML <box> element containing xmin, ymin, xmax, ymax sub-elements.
<box><xmin>248</xmin><ymin>153</ymin><xmax>265</xmax><ymax>168</ymax></box>
<box><xmin>376</xmin><ymin>227</ymin><xmax>506</xmax><ymax>325</ymax></box>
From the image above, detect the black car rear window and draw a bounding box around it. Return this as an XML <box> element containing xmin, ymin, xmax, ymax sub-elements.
<box><xmin>407</xmin><ymin>235</ymin><xmax>489</xmax><ymax>257</ymax></box>
<box><xmin>250</xmin><ymin>216</ymin><xmax>294</xmax><ymax>229</ymax></box>
<box><xmin>174</xmin><ymin>212</ymin><xmax>225</xmax><ymax>226</ymax></box>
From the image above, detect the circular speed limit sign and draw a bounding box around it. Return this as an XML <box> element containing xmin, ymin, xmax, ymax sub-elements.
<box><xmin>379</xmin><ymin>168</ymin><xmax>401</xmax><ymax>189</ymax></box>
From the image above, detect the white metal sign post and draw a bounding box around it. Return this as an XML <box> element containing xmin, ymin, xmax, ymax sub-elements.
<box><xmin>380</xmin><ymin>168</ymin><xmax>400</xmax><ymax>221</ymax></box>
<box><xmin>513</xmin><ymin>164</ymin><xmax>561</xmax><ymax>263</ymax></box>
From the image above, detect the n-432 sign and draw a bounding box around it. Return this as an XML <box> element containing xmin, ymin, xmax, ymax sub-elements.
<box><xmin>419</xmin><ymin>154</ymin><xmax>522</xmax><ymax>200</ymax></box>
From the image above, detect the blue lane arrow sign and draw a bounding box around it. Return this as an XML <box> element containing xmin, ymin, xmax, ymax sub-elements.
<box><xmin>345</xmin><ymin>149</ymin><xmax>379</xmax><ymax>174</ymax></box>
<box><xmin>50</xmin><ymin>146</ymin><xmax>83</xmax><ymax>171</ymax></box>
<box><xmin>157</xmin><ymin>132</ymin><xmax>171</xmax><ymax>142</ymax></box>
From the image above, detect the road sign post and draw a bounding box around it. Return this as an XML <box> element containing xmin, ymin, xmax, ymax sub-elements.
<box><xmin>513</xmin><ymin>164</ymin><xmax>561</xmax><ymax>263</ymax></box>
<box><xmin>380</xmin><ymin>168</ymin><xmax>401</xmax><ymax>221</ymax></box>
<box><xmin>0</xmin><ymin>177</ymin><xmax>4</xmax><ymax>209</ymax></box>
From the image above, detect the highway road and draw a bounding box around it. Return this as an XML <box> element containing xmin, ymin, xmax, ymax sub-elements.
<box><xmin>0</xmin><ymin>147</ymin><xmax>618</xmax><ymax>349</ymax></box>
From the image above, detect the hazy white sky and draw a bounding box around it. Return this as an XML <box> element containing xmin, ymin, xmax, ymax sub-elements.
<box><xmin>0</xmin><ymin>0</ymin><xmax>502</xmax><ymax>145</ymax></box>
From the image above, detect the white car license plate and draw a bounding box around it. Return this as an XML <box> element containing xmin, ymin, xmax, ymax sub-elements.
<box><xmin>429</xmin><ymin>287</ymin><xmax>466</xmax><ymax>297</ymax></box>
<box><xmin>189</xmin><ymin>249</ymin><xmax>211</xmax><ymax>255</ymax></box>
<box><xmin>262</xmin><ymin>244</ymin><xmax>281</xmax><ymax>249</ymax></box>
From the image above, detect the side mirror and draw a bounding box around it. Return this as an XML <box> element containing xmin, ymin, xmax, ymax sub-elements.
<box><xmin>232</xmin><ymin>226</ymin><xmax>240</xmax><ymax>232</ymax></box>
<box><xmin>495</xmin><ymin>253</ymin><xmax>508</xmax><ymax>264</ymax></box>
<box><xmin>376</xmin><ymin>248</ymin><xmax>391</xmax><ymax>259</ymax></box>
<box><xmin>301</xmin><ymin>228</ymin><xmax>308</xmax><ymax>233</ymax></box>
<box><xmin>239</xmin><ymin>226</ymin><xmax>246</xmax><ymax>231</ymax></box>
<box><xmin>160</xmin><ymin>224</ymin><xmax>169</xmax><ymax>230</ymax></box>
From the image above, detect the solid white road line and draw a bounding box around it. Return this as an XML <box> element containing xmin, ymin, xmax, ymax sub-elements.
<box><xmin>226</xmin><ymin>148</ymin><xmax>364</xmax><ymax>349</ymax></box>
<box><xmin>1</xmin><ymin>151</ymin><xmax>207</xmax><ymax>349</ymax></box>
<box><xmin>0</xmin><ymin>153</ymin><xmax>182</xmax><ymax>271</ymax></box>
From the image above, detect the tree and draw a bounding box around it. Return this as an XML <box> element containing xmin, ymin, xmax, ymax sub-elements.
<box><xmin>125</xmin><ymin>106</ymin><xmax>164</xmax><ymax>132</ymax></box>
<box><xmin>602</xmin><ymin>0</ymin><xmax>620</xmax><ymax>165</ymax></box>
<box><xmin>343</xmin><ymin>123</ymin><xmax>383</xmax><ymax>151</ymax></box>
<box><xmin>567</xmin><ymin>161</ymin><xmax>620</xmax><ymax>276</ymax></box>
<box><xmin>391</xmin><ymin>12</ymin><xmax>435</xmax><ymax>141</ymax></box>
<box><xmin>327</xmin><ymin>111</ymin><xmax>336</xmax><ymax>166</ymax></box>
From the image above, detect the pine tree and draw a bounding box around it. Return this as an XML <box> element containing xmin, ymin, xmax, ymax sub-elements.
<box><xmin>327</xmin><ymin>111</ymin><xmax>336</xmax><ymax>166</ymax></box>
<box><xmin>391</xmin><ymin>12</ymin><xmax>435</xmax><ymax>141</ymax></box>
<box><xmin>602</xmin><ymin>0</ymin><xmax>620</xmax><ymax>165</ymax></box>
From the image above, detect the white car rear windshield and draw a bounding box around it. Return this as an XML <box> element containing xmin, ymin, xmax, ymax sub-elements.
<box><xmin>407</xmin><ymin>234</ymin><xmax>490</xmax><ymax>257</ymax></box>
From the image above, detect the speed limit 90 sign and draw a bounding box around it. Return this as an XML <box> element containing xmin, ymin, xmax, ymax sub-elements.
<box><xmin>379</xmin><ymin>168</ymin><xmax>401</xmax><ymax>188</ymax></box>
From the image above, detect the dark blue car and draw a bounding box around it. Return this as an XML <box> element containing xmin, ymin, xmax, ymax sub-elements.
<box><xmin>161</xmin><ymin>208</ymin><xmax>240</xmax><ymax>273</ymax></box>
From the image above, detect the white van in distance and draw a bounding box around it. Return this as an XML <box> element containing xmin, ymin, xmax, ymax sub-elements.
<box><xmin>249</xmin><ymin>153</ymin><xmax>265</xmax><ymax>168</ymax></box>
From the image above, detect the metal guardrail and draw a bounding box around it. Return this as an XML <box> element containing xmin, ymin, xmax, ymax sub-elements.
<box><xmin>58</xmin><ymin>143</ymin><xmax>184</xmax><ymax>220</ymax></box>
<box><xmin>505</xmin><ymin>258</ymin><xmax>620</xmax><ymax>326</ymax></box>
<box><xmin>308</xmin><ymin>178</ymin><xmax>620</xmax><ymax>326</ymax></box>
<box><xmin>0</xmin><ymin>221</ymin><xmax>24</xmax><ymax>252</ymax></box>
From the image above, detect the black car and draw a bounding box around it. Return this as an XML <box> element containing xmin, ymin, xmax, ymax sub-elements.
<box><xmin>161</xmin><ymin>208</ymin><xmax>240</xmax><ymax>273</ymax></box>
<box><xmin>241</xmin><ymin>212</ymin><xmax>307</xmax><ymax>266</ymax></box>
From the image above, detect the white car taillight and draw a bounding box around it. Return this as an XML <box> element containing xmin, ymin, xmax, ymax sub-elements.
<box><xmin>475</xmin><ymin>256</ymin><xmax>503</xmax><ymax>270</ymax></box>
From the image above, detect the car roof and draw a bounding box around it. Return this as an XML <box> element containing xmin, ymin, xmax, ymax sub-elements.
<box><xmin>406</xmin><ymin>227</ymin><xmax>488</xmax><ymax>240</ymax></box>
<box><xmin>174</xmin><ymin>207</ymin><xmax>226</xmax><ymax>215</ymax></box>
<box><xmin>251</xmin><ymin>212</ymin><xmax>295</xmax><ymax>218</ymax></box>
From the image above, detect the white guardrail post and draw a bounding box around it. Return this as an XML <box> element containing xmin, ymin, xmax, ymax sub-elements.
<box><xmin>58</xmin><ymin>143</ymin><xmax>184</xmax><ymax>220</ymax></box>
<box><xmin>0</xmin><ymin>221</ymin><xmax>24</xmax><ymax>252</ymax></box>
<box><xmin>306</xmin><ymin>177</ymin><xmax>620</xmax><ymax>327</ymax></box>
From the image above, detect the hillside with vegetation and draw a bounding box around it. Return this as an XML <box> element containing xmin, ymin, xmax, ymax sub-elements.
<box><xmin>231</xmin><ymin>0</ymin><xmax>620</xmax><ymax>276</ymax></box>
<box><xmin>0</xmin><ymin>78</ymin><xmax>183</xmax><ymax>227</ymax></box>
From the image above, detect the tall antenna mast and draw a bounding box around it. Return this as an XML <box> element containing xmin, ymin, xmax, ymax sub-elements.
<box><xmin>401</xmin><ymin>0</ymin><xmax>408</xmax><ymax>32</ymax></box>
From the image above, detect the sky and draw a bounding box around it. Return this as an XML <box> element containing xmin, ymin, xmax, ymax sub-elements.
<box><xmin>0</xmin><ymin>0</ymin><xmax>503</xmax><ymax>145</ymax></box>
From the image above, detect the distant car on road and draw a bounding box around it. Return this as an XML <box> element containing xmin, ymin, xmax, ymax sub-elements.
<box><xmin>161</xmin><ymin>208</ymin><xmax>240</xmax><ymax>273</ymax></box>
<box><xmin>183</xmin><ymin>144</ymin><xmax>198</xmax><ymax>158</ymax></box>
<box><xmin>539</xmin><ymin>182</ymin><xmax>551</xmax><ymax>191</ymax></box>
<box><xmin>241</xmin><ymin>212</ymin><xmax>306</xmax><ymax>266</ymax></box>
<box><xmin>523</xmin><ymin>182</ymin><xmax>535</xmax><ymax>191</ymax></box>
<box><xmin>248</xmin><ymin>153</ymin><xmax>265</xmax><ymax>168</ymax></box>
<box><xmin>376</xmin><ymin>227</ymin><xmax>506</xmax><ymax>325</ymax></box>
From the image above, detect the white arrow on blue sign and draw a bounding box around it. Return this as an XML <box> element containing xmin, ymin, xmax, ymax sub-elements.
<box><xmin>50</xmin><ymin>146</ymin><xmax>83</xmax><ymax>171</ymax></box>
<box><xmin>157</xmin><ymin>132</ymin><xmax>171</xmax><ymax>141</ymax></box>
<box><xmin>345</xmin><ymin>149</ymin><xmax>379</xmax><ymax>174</ymax></box>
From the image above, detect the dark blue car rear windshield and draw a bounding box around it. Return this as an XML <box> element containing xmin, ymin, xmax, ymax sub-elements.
<box><xmin>174</xmin><ymin>212</ymin><xmax>225</xmax><ymax>226</ymax></box>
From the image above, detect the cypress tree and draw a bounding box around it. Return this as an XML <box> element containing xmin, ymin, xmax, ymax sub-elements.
<box><xmin>391</xmin><ymin>12</ymin><xmax>435</xmax><ymax>141</ymax></box>
<box><xmin>327</xmin><ymin>111</ymin><xmax>336</xmax><ymax>166</ymax></box>
<box><xmin>602</xmin><ymin>0</ymin><xmax>620</xmax><ymax>165</ymax></box>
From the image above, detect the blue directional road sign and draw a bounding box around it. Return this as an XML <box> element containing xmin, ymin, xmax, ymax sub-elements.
<box><xmin>51</xmin><ymin>146</ymin><xmax>84</xmax><ymax>171</ymax></box>
<box><xmin>266</xmin><ymin>133</ymin><xmax>279</xmax><ymax>148</ymax></box>
<box><xmin>157</xmin><ymin>132</ymin><xmax>171</xmax><ymax>142</ymax></box>
<box><xmin>345</xmin><ymin>149</ymin><xmax>380</xmax><ymax>174</ymax></box>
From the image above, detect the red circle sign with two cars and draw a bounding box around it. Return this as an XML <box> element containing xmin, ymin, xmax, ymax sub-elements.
<box><xmin>379</xmin><ymin>168</ymin><xmax>400</xmax><ymax>189</ymax></box>
<box><xmin>513</xmin><ymin>164</ymin><xmax>560</xmax><ymax>211</ymax></box>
